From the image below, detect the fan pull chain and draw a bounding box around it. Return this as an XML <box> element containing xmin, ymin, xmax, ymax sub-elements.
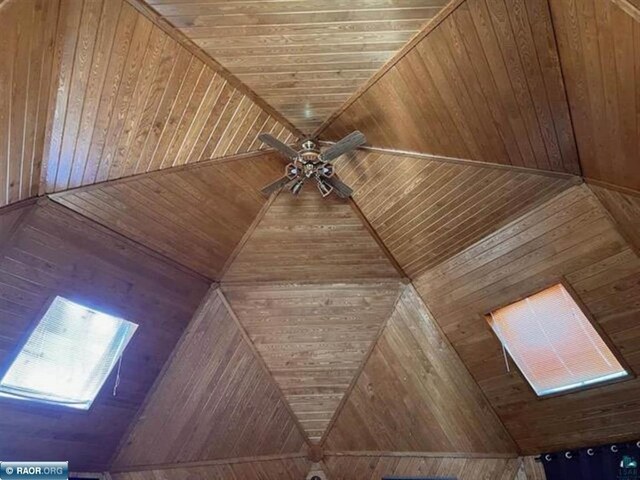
<box><xmin>113</xmin><ymin>355</ymin><xmax>123</xmax><ymax>397</ymax></box>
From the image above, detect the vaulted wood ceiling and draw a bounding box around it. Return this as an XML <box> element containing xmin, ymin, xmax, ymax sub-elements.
<box><xmin>2</xmin><ymin>0</ymin><xmax>640</xmax><ymax>478</ymax></box>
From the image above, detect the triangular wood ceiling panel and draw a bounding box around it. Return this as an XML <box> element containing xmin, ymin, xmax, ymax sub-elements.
<box><xmin>41</xmin><ymin>0</ymin><xmax>295</xmax><ymax>196</ymax></box>
<box><xmin>139</xmin><ymin>0</ymin><xmax>450</xmax><ymax>133</ymax></box>
<box><xmin>223</xmin><ymin>187</ymin><xmax>402</xmax><ymax>283</ymax></box>
<box><xmin>223</xmin><ymin>282</ymin><xmax>404</xmax><ymax>443</ymax></box>
<box><xmin>549</xmin><ymin>0</ymin><xmax>640</xmax><ymax>191</ymax></box>
<box><xmin>336</xmin><ymin>150</ymin><xmax>579</xmax><ymax>278</ymax></box>
<box><xmin>52</xmin><ymin>152</ymin><xmax>283</xmax><ymax>280</ymax></box>
<box><xmin>0</xmin><ymin>0</ymin><xmax>58</xmax><ymax>208</ymax></box>
<box><xmin>415</xmin><ymin>185</ymin><xmax>640</xmax><ymax>453</ymax></box>
<box><xmin>321</xmin><ymin>0</ymin><xmax>581</xmax><ymax>175</ymax></box>
<box><xmin>324</xmin><ymin>286</ymin><xmax>516</xmax><ymax>454</ymax></box>
<box><xmin>114</xmin><ymin>288</ymin><xmax>306</xmax><ymax>468</ymax></box>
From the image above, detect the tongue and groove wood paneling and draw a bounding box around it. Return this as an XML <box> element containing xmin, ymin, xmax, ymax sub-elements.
<box><xmin>323</xmin><ymin>455</ymin><xmax>521</xmax><ymax>480</ymax></box>
<box><xmin>114</xmin><ymin>289</ymin><xmax>306</xmax><ymax>468</ymax></box>
<box><xmin>415</xmin><ymin>185</ymin><xmax>640</xmax><ymax>453</ymax></box>
<box><xmin>141</xmin><ymin>0</ymin><xmax>450</xmax><ymax>133</ymax></box>
<box><xmin>223</xmin><ymin>282</ymin><xmax>404</xmax><ymax>443</ymax></box>
<box><xmin>0</xmin><ymin>0</ymin><xmax>59</xmax><ymax>207</ymax></box>
<box><xmin>223</xmin><ymin>187</ymin><xmax>402</xmax><ymax>284</ymax></box>
<box><xmin>321</xmin><ymin>0</ymin><xmax>580</xmax><ymax>175</ymax></box>
<box><xmin>324</xmin><ymin>287</ymin><xmax>516</xmax><ymax>454</ymax></box>
<box><xmin>112</xmin><ymin>456</ymin><xmax>312</xmax><ymax>480</ymax></box>
<box><xmin>42</xmin><ymin>0</ymin><xmax>295</xmax><ymax>194</ymax></box>
<box><xmin>549</xmin><ymin>0</ymin><xmax>640</xmax><ymax>191</ymax></box>
<box><xmin>52</xmin><ymin>152</ymin><xmax>284</xmax><ymax>280</ymax></box>
<box><xmin>336</xmin><ymin>150</ymin><xmax>579</xmax><ymax>278</ymax></box>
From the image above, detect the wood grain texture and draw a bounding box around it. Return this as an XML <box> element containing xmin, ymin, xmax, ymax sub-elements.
<box><xmin>223</xmin><ymin>282</ymin><xmax>404</xmax><ymax>443</ymax></box>
<box><xmin>415</xmin><ymin>185</ymin><xmax>640</xmax><ymax>454</ymax></box>
<box><xmin>141</xmin><ymin>0</ymin><xmax>449</xmax><ymax>133</ymax></box>
<box><xmin>324</xmin><ymin>454</ymin><xmax>521</xmax><ymax>479</ymax></box>
<box><xmin>0</xmin><ymin>0</ymin><xmax>59</xmax><ymax>207</ymax></box>
<box><xmin>550</xmin><ymin>0</ymin><xmax>640</xmax><ymax>190</ymax></box>
<box><xmin>520</xmin><ymin>456</ymin><xmax>547</xmax><ymax>480</ymax></box>
<box><xmin>112</xmin><ymin>456</ymin><xmax>311</xmax><ymax>480</ymax></box>
<box><xmin>324</xmin><ymin>286</ymin><xmax>516</xmax><ymax>454</ymax></box>
<box><xmin>42</xmin><ymin>0</ymin><xmax>295</xmax><ymax>194</ymax></box>
<box><xmin>589</xmin><ymin>184</ymin><xmax>640</xmax><ymax>256</ymax></box>
<box><xmin>0</xmin><ymin>201</ymin><xmax>208</xmax><ymax>471</ymax></box>
<box><xmin>336</xmin><ymin>150</ymin><xmax>579</xmax><ymax>278</ymax></box>
<box><xmin>114</xmin><ymin>289</ymin><xmax>306</xmax><ymax>468</ymax></box>
<box><xmin>52</xmin><ymin>152</ymin><xmax>284</xmax><ymax>280</ymax></box>
<box><xmin>322</xmin><ymin>0</ymin><xmax>580</xmax><ymax>175</ymax></box>
<box><xmin>223</xmin><ymin>187</ymin><xmax>401</xmax><ymax>283</ymax></box>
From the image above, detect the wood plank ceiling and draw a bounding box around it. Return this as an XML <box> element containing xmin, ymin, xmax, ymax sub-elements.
<box><xmin>223</xmin><ymin>282</ymin><xmax>404</xmax><ymax>443</ymax></box>
<box><xmin>320</xmin><ymin>0</ymin><xmax>581</xmax><ymax>175</ymax></box>
<box><xmin>0</xmin><ymin>0</ymin><xmax>296</xmax><ymax>209</ymax></box>
<box><xmin>114</xmin><ymin>288</ymin><xmax>306</xmax><ymax>468</ymax></box>
<box><xmin>140</xmin><ymin>0</ymin><xmax>450</xmax><ymax>133</ymax></box>
<box><xmin>52</xmin><ymin>152</ymin><xmax>284</xmax><ymax>280</ymax></box>
<box><xmin>415</xmin><ymin>185</ymin><xmax>640</xmax><ymax>453</ymax></box>
<box><xmin>336</xmin><ymin>150</ymin><xmax>579</xmax><ymax>278</ymax></box>
<box><xmin>0</xmin><ymin>200</ymin><xmax>208</xmax><ymax>471</ymax></box>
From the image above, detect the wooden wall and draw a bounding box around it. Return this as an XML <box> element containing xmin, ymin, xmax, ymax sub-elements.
<box><xmin>323</xmin><ymin>454</ymin><xmax>521</xmax><ymax>480</ymax></box>
<box><xmin>52</xmin><ymin>152</ymin><xmax>283</xmax><ymax>280</ymax></box>
<box><xmin>550</xmin><ymin>0</ymin><xmax>640</xmax><ymax>191</ymax></box>
<box><xmin>114</xmin><ymin>289</ymin><xmax>306</xmax><ymax>468</ymax></box>
<box><xmin>0</xmin><ymin>0</ymin><xmax>58</xmax><ymax>207</ymax></box>
<box><xmin>325</xmin><ymin>286</ymin><xmax>516</xmax><ymax>454</ymax></box>
<box><xmin>43</xmin><ymin>0</ymin><xmax>295</xmax><ymax>194</ymax></box>
<box><xmin>321</xmin><ymin>0</ymin><xmax>580</xmax><ymax>175</ymax></box>
<box><xmin>336</xmin><ymin>150</ymin><xmax>579</xmax><ymax>277</ymax></box>
<box><xmin>223</xmin><ymin>187</ymin><xmax>401</xmax><ymax>283</ymax></box>
<box><xmin>0</xmin><ymin>200</ymin><xmax>208</xmax><ymax>471</ymax></box>
<box><xmin>223</xmin><ymin>282</ymin><xmax>404</xmax><ymax>443</ymax></box>
<box><xmin>415</xmin><ymin>185</ymin><xmax>640</xmax><ymax>453</ymax></box>
<box><xmin>142</xmin><ymin>0</ymin><xmax>449</xmax><ymax>132</ymax></box>
<box><xmin>111</xmin><ymin>456</ymin><xmax>311</xmax><ymax>480</ymax></box>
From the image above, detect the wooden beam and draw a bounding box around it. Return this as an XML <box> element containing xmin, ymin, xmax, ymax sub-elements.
<box><xmin>610</xmin><ymin>0</ymin><xmax>640</xmax><ymax>22</ymax></box>
<box><xmin>325</xmin><ymin>451</ymin><xmax>518</xmax><ymax>459</ymax></box>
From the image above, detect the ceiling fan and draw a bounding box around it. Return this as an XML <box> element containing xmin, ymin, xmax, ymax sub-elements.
<box><xmin>258</xmin><ymin>131</ymin><xmax>366</xmax><ymax>198</ymax></box>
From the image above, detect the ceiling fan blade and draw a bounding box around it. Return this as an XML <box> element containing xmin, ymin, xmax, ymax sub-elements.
<box><xmin>320</xmin><ymin>131</ymin><xmax>366</xmax><ymax>162</ymax></box>
<box><xmin>258</xmin><ymin>133</ymin><xmax>299</xmax><ymax>161</ymax></box>
<box><xmin>323</xmin><ymin>176</ymin><xmax>353</xmax><ymax>198</ymax></box>
<box><xmin>260</xmin><ymin>176</ymin><xmax>292</xmax><ymax>196</ymax></box>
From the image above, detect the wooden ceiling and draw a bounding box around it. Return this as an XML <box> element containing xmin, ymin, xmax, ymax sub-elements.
<box><xmin>223</xmin><ymin>282</ymin><xmax>404</xmax><ymax>443</ymax></box>
<box><xmin>140</xmin><ymin>0</ymin><xmax>450</xmax><ymax>133</ymax></box>
<box><xmin>335</xmin><ymin>150</ymin><xmax>579</xmax><ymax>278</ymax></box>
<box><xmin>2</xmin><ymin>0</ymin><xmax>640</xmax><ymax>477</ymax></box>
<box><xmin>0</xmin><ymin>200</ymin><xmax>208</xmax><ymax>471</ymax></box>
<box><xmin>114</xmin><ymin>288</ymin><xmax>306</xmax><ymax>468</ymax></box>
<box><xmin>52</xmin><ymin>151</ymin><xmax>284</xmax><ymax>280</ymax></box>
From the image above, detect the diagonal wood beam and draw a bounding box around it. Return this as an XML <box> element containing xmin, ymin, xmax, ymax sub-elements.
<box><xmin>610</xmin><ymin>0</ymin><xmax>640</xmax><ymax>22</ymax></box>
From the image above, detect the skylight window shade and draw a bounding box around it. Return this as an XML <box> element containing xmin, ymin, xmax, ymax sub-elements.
<box><xmin>487</xmin><ymin>284</ymin><xmax>628</xmax><ymax>396</ymax></box>
<box><xmin>0</xmin><ymin>296</ymin><xmax>137</xmax><ymax>409</ymax></box>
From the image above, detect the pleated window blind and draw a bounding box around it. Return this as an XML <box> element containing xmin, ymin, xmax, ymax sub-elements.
<box><xmin>0</xmin><ymin>296</ymin><xmax>137</xmax><ymax>409</ymax></box>
<box><xmin>488</xmin><ymin>284</ymin><xmax>627</xmax><ymax>396</ymax></box>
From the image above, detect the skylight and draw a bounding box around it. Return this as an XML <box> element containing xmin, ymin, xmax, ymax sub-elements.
<box><xmin>0</xmin><ymin>296</ymin><xmax>137</xmax><ymax>409</ymax></box>
<box><xmin>487</xmin><ymin>284</ymin><xmax>628</xmax><ymax>397</ymax></box>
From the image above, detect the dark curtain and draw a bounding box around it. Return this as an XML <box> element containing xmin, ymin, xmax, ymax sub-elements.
<box><xmin>542</xmin><ymin>440</ymin><xmax>640</xmax><ymax>480</ymax></box>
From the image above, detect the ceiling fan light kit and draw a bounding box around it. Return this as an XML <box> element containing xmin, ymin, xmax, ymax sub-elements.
<box><xmin>258</xmin><ymin>131</ymin><xmax>367</xmax><ymax>198</ymax></box>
